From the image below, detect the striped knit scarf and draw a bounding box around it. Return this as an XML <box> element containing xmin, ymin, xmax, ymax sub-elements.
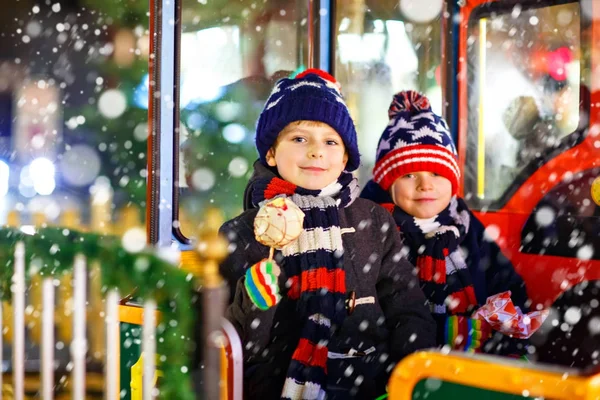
<box><xmin>384</xmin><ymin>197</ymin><xmax>477</xmax><ymax>317</ymax></box>
<box><xmin>252</xmin><ymin>171</ymin><xmax>359</xmax><ymax>400</ymax></box>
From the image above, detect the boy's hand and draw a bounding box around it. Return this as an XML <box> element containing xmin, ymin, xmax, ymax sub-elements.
<box><xmin>244</xmin><ymin>259</ymin><xmax>282</xmax><ymax>310</ymax></box>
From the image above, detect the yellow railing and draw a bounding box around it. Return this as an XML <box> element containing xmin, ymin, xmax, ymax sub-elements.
<box><xmin>388</xmin><ymin>351</ymin><xmax>600</xmax><ymax>399</ymax></box>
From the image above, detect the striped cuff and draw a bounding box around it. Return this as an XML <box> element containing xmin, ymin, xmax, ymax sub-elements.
<box><xmin>244</xmin><ymin>259</ymin><xmax>281</xmax><ymax>311</ymax></box>
<box><xmin>445</xmin><ymin>316</ymin><xmax>492</xmax><ymax>352</ymax></box>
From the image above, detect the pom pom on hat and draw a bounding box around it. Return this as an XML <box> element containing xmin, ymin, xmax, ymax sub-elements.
<box><xmin>295</xmin><ymin>68</ymin><xmax>335</xmax><ymax>82</ymax></box>
<box><xmin>373</xmin><ymin>90</ymin><xmax>460</xmax><ymax>193</ymax></box>
<box><xmin>256</xmin><ymin>69</ymin><xmax>360</xmax><ymax>172</ymax></box>
<box><xmin>388</xmin><ymin>90</ymin><xmax>432</xmax><ymax>118</ymax></box>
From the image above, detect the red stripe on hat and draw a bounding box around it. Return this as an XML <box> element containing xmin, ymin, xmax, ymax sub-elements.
<box><xmin>373</xmin><ymin>146</ymin><xmax>459</xmax><ymax>194</ymax></box>
<box><xmin>292</xmin><ymin>338</ymin><xmax>328</xmax><ymax>371</ymax></box>
<box><xmin>287</xmin><ymin>268</ymin><xmax>346</xmax><ymax>300</ymax></box>
<box><xmin>374</xmin><ymin>145</ymin><xmax>459</xmax><ymax>180</ymax></box>
<box><xmin>375</xmin><ymin>144</ymin><xmax>457</xmax><ymax>167</ymax></box>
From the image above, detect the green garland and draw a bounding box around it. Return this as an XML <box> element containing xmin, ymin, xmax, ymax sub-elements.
<box><xmin>0</xmin><ymin>227</ymin><xmax>195</xmax><ymax>400</ymax></box>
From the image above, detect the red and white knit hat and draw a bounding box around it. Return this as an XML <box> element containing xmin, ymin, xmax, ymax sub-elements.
<box><xmin>373</xmin><ymin>90</ymin><xmax>460</xmax><ymax>194</ymax></box>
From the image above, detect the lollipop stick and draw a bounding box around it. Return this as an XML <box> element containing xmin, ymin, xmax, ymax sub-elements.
<box><xmin>268</xmin><ymin>247</ymin><xmax>275</xmax><ymax>261</ymax></box>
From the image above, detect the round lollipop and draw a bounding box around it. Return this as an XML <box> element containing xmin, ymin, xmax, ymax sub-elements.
<box><xmin>254</xmin><ymin>197</ymin><xmax>305</xmax><ymax>261</ymax></box>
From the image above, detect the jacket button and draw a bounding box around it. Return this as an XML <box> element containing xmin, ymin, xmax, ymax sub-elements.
<box><xmin>345</xmin><ymin>291</ymin><xmax>356</xmax><ymax>315</ymax></box>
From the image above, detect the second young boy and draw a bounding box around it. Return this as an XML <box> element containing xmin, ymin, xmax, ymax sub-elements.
<box><xmin>362</xmin><ymin>90</ymin><xmax>530</xmax><ymax>355</ymax></box>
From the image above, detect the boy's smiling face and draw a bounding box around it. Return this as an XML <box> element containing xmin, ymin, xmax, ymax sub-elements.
<box><xmin>266</xmin><ymin>121</ymin><xmax>348</xmax><ymax>190</ymax></box>
<box><xmin>390</xmin><ymin>171</ymin><xmax>452</xmax><ymax>219</ymax></box>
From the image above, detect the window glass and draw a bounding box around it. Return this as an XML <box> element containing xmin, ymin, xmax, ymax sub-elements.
<box><xmin>177</xmin><ymin>0</ymin><xmax>306</xmax><ymax>238</ymax></box>
<box><xmin>465</xmin><ymin>2</ymin><xmax>582</xmax><ymax>205</ymax></box>
<box><xmin>0</xmin><ymin>0</ymin><xmax>148</xmax><ymax>233</ymax></box>
<box><xmin>335</xmin><ymin>2</ymin><xmax>444</xmax><ymax>185</ymax></box>
<box><xmin>521</xmin><ymin>167</ymin><xmax>599</xmax><ymax>260</ymax></box>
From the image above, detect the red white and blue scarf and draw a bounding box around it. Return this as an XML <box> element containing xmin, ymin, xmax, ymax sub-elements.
<box><xmin>382</xmin><ymin>196</ymin><xmax>477</xmax><ymax>317</ymax></box>
<box><xmin>252</xmin><ymin>171</ymin><xmax>359</xmax><ymax>400</ymax></box>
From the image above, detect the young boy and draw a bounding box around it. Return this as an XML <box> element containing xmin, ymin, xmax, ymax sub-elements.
<box><xmin>219</xmin><ymin>71</ymin><xmax>436</xmax><ymax>399</ymax></box>
<box><xmin>361</xmin><ymin>90</ymin><xmax>530</xmax><ymax>355</ymax></box>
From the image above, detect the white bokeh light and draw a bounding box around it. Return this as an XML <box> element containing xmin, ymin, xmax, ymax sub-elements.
<box><xmin>134</xmin><ymin>122</ymin><xmax>149</xmax><ymax>141</ymax></box>
<box><xmin>28</xmin><ymin>197</ymin><xmax>62</xmax><ymax>221</ymax></box>
<box><xmin>28</xmin><ymin>158</ymin><xmax>56</xmax><ymax>195</ymax></box>
<box><xmin>26</xmin><ymin>21</ymin><xmax>42</xmax><ymax>37</ymax></box>
<box><xmin>228</xmin><ymin>157</ymin><xmax>249</xmax><ymax>178</ymax></box>
<box><xmin>535</xmin><ymin>206</ymin><xmax>556</xmax><ymax>227</ymax></box>
<box><xmin>98</xmin><ymin>89</ymin><xmax>127</xmax><ymax>119</ymax></box>
<box><xmin>399</xmin><ymin>0</ymin><xmax>443</xmax><ymax>23</ymax></box>
<box><xmin>60</xmin><ymin>144</ymin><xmax>101</xmax><ymax>186</ymax></box>
<box><xmin>483</xmin><ymin>224</ymin><xmax>500</xmax><ymax>242</ymax></box>
<box><xmin>215</xmin><ymin>101</ymin><xmax>242</xmax><ymax>122</ymax></box>
<box><xmin>122</xmin><ymin>227</ymin><xmax>147</xmax><ymax>253</ymax></box>
<box><xmin>577</xmin><ymin>244</ymin><xmax>594</xmax><ymax>261</ymax></box>
<box><xmin>90</xmin><ymin>176</ymin><xmax>113</xmax><ymax>204</ymax></box>
<box><xmin>34</xmin><ymin>179</ymin><xmax>56</xmax><ymax>196</ymax></box>
<box><xmin>222</xmin><ymin>123</ymin><xmax>246</xmax><ymax>144</ymax></box>
<box><xmin>19</xmin><ymin>183</ymin><xmax>36</xmax><ymax>198</ymax></box>
<box><xmin>191</xmin><ymin>168</ymin><xmax>216</xmax><ymax>191</ymax></box>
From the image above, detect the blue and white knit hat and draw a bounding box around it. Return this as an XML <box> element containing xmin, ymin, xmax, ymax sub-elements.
<box><xmin>373</xmin><ymin>90</ymin><xmax>460</xmax><ymax>193</ymax></box>
<box><xmin>256</xmin><ymin>69</ymin><xmax>360</xmax><ymax>171</ymax></box>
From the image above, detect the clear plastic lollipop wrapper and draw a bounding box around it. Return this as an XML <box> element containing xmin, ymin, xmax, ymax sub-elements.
<box><xmin>254</xmin><ymin>197</ymin><xmax>305</xmax><ymax>276</ymax></box>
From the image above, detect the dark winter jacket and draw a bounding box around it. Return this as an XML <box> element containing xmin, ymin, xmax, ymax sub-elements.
<box><xmin>361</xmin><ymin>180</ymin><xmax>530</xmax><ymax>355</ymax></box>
<box><xmin>219</xmin><ymin>162</ymin><xmax>436</xmax><ymax>399</ymax></box>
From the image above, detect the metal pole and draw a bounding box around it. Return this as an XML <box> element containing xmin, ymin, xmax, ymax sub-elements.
<box><xmin>142</xmin><ymin>300</ymin><xmax>157</xmax><ymax>400</ymax></box>
<box><xmin>12</xmin><ymin>242</ymin><xmax>25</xmax><ymax>400</ymax></box>
<box><xmin>42</xmin><ymin>277</ymin><xmax>55</xmax><ymax>399</ymax></box>
<box><xmin>72</xmin><ymin>255</ymin><xmax>87</xmax><ymax>399</ymax></box>
<box><xmin>105</xmin><ymin>290</ymin><xmax>120</xmax><ymax>400</ymax></box>
<box><xmin>147</xmin><ymin>0</ymin><xmax>178</xmax><ymax>247</ymax></box>
<box><xmin>317</xmin><ymin>0</ymin><xmax>335</xmax><ymax>74</ymax></box>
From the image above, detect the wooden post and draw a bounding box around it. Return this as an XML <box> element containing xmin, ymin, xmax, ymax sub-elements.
<box><xmin>195</xmin><ymin>208</ymin><xmax>229</xmax><ymax>400</ymax></box>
